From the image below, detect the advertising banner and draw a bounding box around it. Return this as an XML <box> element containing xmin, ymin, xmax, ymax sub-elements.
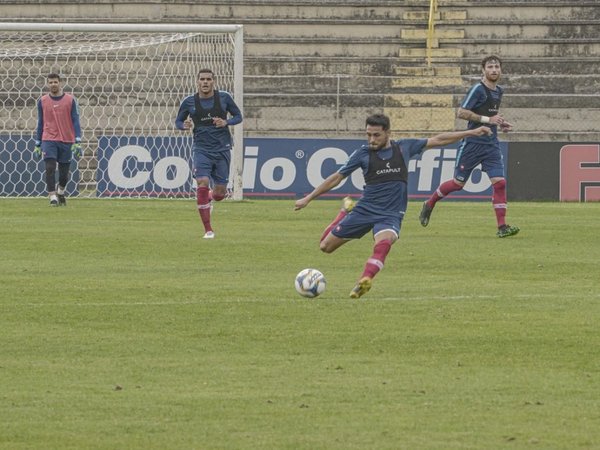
<box><xmin>559</xmin><ymin>144</ymin><xmax>600</xmax><ymax>202</ymax></box>
<box><xmin>244</xmin><ymin>139</ymin><xmax>506</xmax><ymax>200</ymax></box>
<box><xmin>507</xmin><ymin>142</ymin><xmax>600</xmax><ymax>202</ymax></box>
<box><xmin>96</xmin><ymin>136</ymin><xmax>506</xmax><ymax>201</ymax></box>
<box><xmin>97</xmin><ymin>136</ymin><xmax>193</xmax><ymax>197</ymax></box>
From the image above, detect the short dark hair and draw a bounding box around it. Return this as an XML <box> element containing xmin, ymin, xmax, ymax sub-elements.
<box><xmin>47</xmin><ymin>73</ymin><xmax>61</xmax><ymax>81</ymax></box>
<box><xmin>197</xmin><ymin>68</ymin><xmax>214</xmax><ymax>78</ymax></box>
<box><xmin>366</xmin><ymin>113</ymin><xmax>390</xmax><ymax>131</ymax></box>
<box><xmin>481</xmin><ymin>55</ymin><xmax>502</xmax><ymax>68</ymax></box>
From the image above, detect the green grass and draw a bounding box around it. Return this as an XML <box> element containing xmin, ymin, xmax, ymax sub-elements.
<box><xmin>1</xmin><ymin>198</ymin><xmax>599</xmax><ymax>450</ymax></box>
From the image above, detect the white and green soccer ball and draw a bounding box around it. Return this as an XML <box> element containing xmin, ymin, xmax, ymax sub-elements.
<box><xmin>294</xmin><ymin>268</ymin><xmax>326</xmax><ymax>298</ymax></box>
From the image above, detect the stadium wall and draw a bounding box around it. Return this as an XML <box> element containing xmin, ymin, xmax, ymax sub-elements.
<box><xmin>0</xmin><ymin>0</ymin><xmax>599</xmax><ymax>141</ymax></box>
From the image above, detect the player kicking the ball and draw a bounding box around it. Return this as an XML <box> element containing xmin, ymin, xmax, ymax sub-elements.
<box><xmin>294</xmin><ymin>113</ymin><xmax>492</xmax><ymax>299</ymax></box>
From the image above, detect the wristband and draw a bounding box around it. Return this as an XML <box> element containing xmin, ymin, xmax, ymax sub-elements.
<box><xmin>480</xmin><ymin>116</ymin><xmax>490</xmax><ymax>124</ymax></box>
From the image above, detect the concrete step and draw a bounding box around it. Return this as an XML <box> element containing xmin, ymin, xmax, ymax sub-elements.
<box><xmin>0</xmin><ymin>1</ymin><xmax>425</xmax><ymax>22</ymax></box>
<box><xmin>455</xmin><ymin>4</ymin><xmax>600</xmax><ymax>21</ymax></box>
<box><xmin>245</xmin><ymin>73</ymin><xmax>600</xmax><ymax>95</ymax></box>
<box><xmin>399</xmin><ymin>48</ymin><xmax>464</xmax><ymax>58</ymax></box>
<box><xmin>246</xmin><ymin>39</ymin><xmax>403</xmax><ymax>57</ymax></box>
<box><xmin>245</xmin><ymin>92</ymin><xmax>600</xmax><ymax>111</ymax></box>
<box><xmin>416</xmin><ymin>56</ymin><xmax>600</xmax><ymax>76</ymax></box>
<box><xmin>444</xmin><ymin>23</ymin><xmax>600</xmax><ymax>40</ymax></box>
<box><xmin>498</xmin><ymin>94</ymin><xmax>600</xmax><ymax>109</ymax></box>
<box><xmin>245</xmin><ymin>75</ymin><xmax>352</xmax><ymax>93</ymax></box>
<box><xmin>445</xmin><ymin>41</ymin><xmax>600</xmax><ymax>58</ymax></box>
<box><xmin>244</xmin><ymin>23</ymin><xmax>402</xmax><ymax>39</ymax></box>
<box><xmin>243</xmin><ymin>55</ymin><xmax>600</xmax><ymax>77</ymax></box>
<box><xmin>402</xmin><ymin>29</ymin><xmax>465</xmax><ymax>40</ymax></box>
<box><xmin>404</xmin><ymin>10</ymin><xmax>466</xmax><ymax>21</ymax></box>
<box><xmin>385</xmin><ymin>94</ymin><xmax>455</xmax><ymax>108</ymax></box>
<box><xmin>244</xmin><ymin>56</ymin><xmax>398</xmax><ymax>76</ymax></box>
<box><xmin>387</xmin><ymin>93</ymin><xmax>600</xmax><ymax>109</ymax></box>
<box><xmin>385</xmin><ymin>106</ymin><xmax>456</xmax><ymax>131</ymax></box>
<box><xmin>391</xmin><ymin>76</ymin><xmax>463</xmax><ymax>90</ymax></box>
<box><xmin>394</xmin><ymin>66</ymin><xmax>462</xmax><ymax>77</ymax></box>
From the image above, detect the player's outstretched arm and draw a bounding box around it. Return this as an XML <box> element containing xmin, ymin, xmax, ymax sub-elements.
<box><xmin>295</xmin><ymin>172</ymin><xmax>344</xmax><ymax>211</ymax></box>
<box><xmin>425</xmin><ymin>126</ymin><xmax>492</xmax><ymax>149</ymax></box>
<box><xmin>457</xmin><ymin>107</ymin><xmax>506</xmax><ymax>126</ymax></box>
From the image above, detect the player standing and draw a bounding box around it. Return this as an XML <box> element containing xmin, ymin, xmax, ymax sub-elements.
<box><xmin>419</xmin><ymin>55</ymin><xmax>519</xmax><ymax>238</ymax></box>
<box><xmin>294</xmin><ymin>113</ymin><xmax>492</xmax><ymax>298</ymax></box>
<box><xmin>175</xmin><ymin>68</ymin><xmax>243</xmax><ymax>239</ymax></box>
<box><xmin>34</xmin><ymin>73</ymin><xmax>82</xmax><ymax>206</ymax></box>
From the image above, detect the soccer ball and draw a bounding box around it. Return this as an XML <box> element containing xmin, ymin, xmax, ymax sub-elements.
<box><xmin>294</xmin><ymin>268</ymin><xmax>326</xmax><ymax>298</ymax></box>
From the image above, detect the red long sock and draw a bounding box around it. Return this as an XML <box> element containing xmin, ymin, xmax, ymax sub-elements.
<box><xmin>361</xmin><ymin>239</ymin><xmax>393</xmax><ymax>279</ymax></box>
<box><xmin>320</xmin><ymin>209</ymin><xmax>347</xmax><ymax>243</ymax></box>
<box><xmin>426</xmin><ymin>179</ymin><xmax>463</xmax><ymax>208</ymax></box>
<box><xmin>492</xmin><ymin>179</ymin><xmax>507</xmax><ymax>227</ymax></box>
<box><xmin>196</xmin><ymin>186</ymin><xmax>212</xmax><ymax>232</ymax></box>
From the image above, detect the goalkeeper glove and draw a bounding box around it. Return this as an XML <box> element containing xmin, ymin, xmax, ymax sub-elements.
<box><xmin>71</xmin><ymin>141</ymin><xmax>82</xmax><ymax>158</ymax></box>
<box><xmin>33</xmin><ymin>141</ymin><xmax>42</xmax><ymax>159</ymax></box>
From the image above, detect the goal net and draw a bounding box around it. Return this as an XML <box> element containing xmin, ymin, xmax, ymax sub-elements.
<box><xmin>0</xmin><ymin>22</ymin><xmax>244</xmax><ymax>200</ymax></box>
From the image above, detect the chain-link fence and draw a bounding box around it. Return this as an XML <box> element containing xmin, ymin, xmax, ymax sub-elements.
<box><xmin>243</xmin><ymin>74</ymin><xmax>600</xmax><ymax>141</ymax></box>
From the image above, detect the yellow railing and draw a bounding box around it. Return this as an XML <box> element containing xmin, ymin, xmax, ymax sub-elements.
<box><xmin>426</xmin><ymin>0</ymin><xmax>438</xmax><ymax>67</ymax></box>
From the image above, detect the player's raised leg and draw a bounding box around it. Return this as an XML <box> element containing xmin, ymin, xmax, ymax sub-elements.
<box><xmin>420</xmin><ymin>179</ymin><xmax>463</xmax><ymax>227</ymax></box>
<box><xmin>319</xmin><ymin>196</ymin><xmax>355</xmax><ymax>243</ymax></box>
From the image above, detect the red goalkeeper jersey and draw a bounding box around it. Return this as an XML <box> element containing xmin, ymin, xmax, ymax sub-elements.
<box><xmin>37</xmin><ymin>93</ymin><xmax>81</xmax><ymax>143</ymax></box>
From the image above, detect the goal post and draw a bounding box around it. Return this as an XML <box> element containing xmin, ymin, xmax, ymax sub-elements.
<box><xmin>0</xmin><ymin>22</ymin><xmax>244</xmax><ymax>200</ymax></box>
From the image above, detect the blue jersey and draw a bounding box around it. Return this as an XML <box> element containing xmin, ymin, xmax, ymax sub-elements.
<box><xmin>461</xmin><ymin>82</ymin><xmax>504</xmax><ymax>145</ymax></box>
<box><xmin>175</xmin><ymin>91</ymin><xmax>242</xmax><ymax>153</ymax></box>
<box><xmin>338</xmin><ymin>138</ymin><xmax>427</xmax><ymax>217</ymax></box>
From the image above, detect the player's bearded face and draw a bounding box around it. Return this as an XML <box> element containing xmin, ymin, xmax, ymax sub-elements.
<box><xmin>366</xmin><ymin>126</ymin><xmax>391</xmax><ymax>151</ymax></box>
<box><xmin>483</xmin><ymin>61</ymin><xmax>501</xmax><ymax>82</ymax></box>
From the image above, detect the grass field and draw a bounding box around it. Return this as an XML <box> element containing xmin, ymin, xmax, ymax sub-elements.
<box><xmin>1</xmin><ymin>198</ymin><xmax>599</xmax><ymax>449</ymax></box>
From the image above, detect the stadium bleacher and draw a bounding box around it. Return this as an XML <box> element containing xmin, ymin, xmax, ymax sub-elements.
<box><xmin>1</xmin><ymin>0</ymin><xmax>598</xmax><ymax>141</ymax></box>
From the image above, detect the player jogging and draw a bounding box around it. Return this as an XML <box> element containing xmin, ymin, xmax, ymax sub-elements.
<box><xmin>419</xmin><ymin>55</ymin><xmax>520</xmax><ymax>238</ymax></box>
<box><xmin>34</xmin><ymin>73</ymin><xmax>82</xmax><ymax>206</ymax></box>
<box><xmin>175</xmin><ymin>68</ymin><xmax>243</xmax><ymax>239</ymax></box>
<box><xmin>295</xmin><ymin>113</ymin><xmax>492</xmax><ymax>298</ymax></box>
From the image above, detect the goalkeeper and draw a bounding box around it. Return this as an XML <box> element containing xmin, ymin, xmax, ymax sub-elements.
<box><xmin>175</xmin><ymin>68</ymin><xmax>243</xmax><ymax>239</ymax></box>
<box><xmin>34</xmin><ymin>73</ymin><xmax>82</xmax><ymax>206</ymax></box>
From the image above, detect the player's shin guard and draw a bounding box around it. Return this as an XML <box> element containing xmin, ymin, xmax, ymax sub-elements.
<box><xmin>492</xmin><ymin>179</ymin><xmax>507</xmax><ymax>228</ymax></box>
<box><xmin>427</xmin><ymin>179</ymin><xmax>463</xmax><ymax>208</ymax></box>
<box><xmin>320</xmin><ymin>209</ymin><xmax>347</xmax><ymax>243</ymax></box>
<box><xmin>58</xmin><ymin>163</ymin><xmax>70</xmax><ymax>190</ymax></box>
<box><xmin>196</xmin><ymin>186</ymin><xmax>212</xmax><ymax>232</ymax></box>
<box><xmin>361</xmin><ymin>239</ymin><xmax>393</xmax><ymax>279</ymax></box>
<box><xmin>44</xmin><ymin>159</ymin><xmax>56</xmax><ymax>193</ymax></box>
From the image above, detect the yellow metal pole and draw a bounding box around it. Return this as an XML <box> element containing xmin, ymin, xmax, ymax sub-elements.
<box><xmin>426</xmin><ymin>0</ymin><xmax>438</xmax><ymax>67</ymax></box>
